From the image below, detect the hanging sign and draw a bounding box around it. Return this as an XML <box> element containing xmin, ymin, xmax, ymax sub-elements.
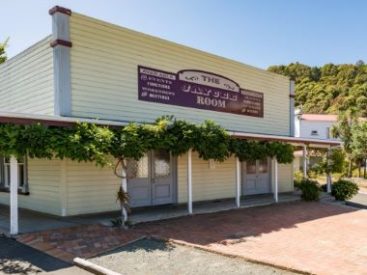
<box><xmin>138</xmin><ymin>65</ymin><xmax>264</xmax><ymax>117</ymax></box>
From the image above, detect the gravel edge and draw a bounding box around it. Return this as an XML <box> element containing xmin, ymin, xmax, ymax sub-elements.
<box><xmin>151</xmin><ymin>236</ymin><xmax>314</xmax><ymax>275</ymax></box>
<box><xmin>75</xmin><ymin>235</ymin><xmax>313</xmax><ymax>275</ymax></box>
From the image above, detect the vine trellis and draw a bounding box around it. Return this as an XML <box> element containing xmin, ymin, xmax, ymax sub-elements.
<box><xmin>0</xmin><ymin>116</ymin><xmax>294</xmax><ymax>165</ymax></box>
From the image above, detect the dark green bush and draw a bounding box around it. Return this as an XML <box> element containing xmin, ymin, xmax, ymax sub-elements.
<box><xmin>320</xmin><ymin>184</ymin><xmax>327</xmax><ymax>192</ymax></box>
<box><xmin>298</xmin><ymin>178</ymin><xmax>320</xmax><ymax>201</ymax></box>
<box><xmin>294</xmin><ymin>180</ymin><xmax>301</xmax><ymax>189</ymax></box>
<box><xmin>331</xmin><ymin>179</ymin><xmax>359</xmax><ymax>201</ymax></box>
<box><xmin>294</xmin><ymin>171</ymin><xmax>304</xmax><ymax>189</ymax></box>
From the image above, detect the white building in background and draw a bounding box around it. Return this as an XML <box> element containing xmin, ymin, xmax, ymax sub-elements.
<box><xmin>294</xmin><ymin>109</ymin><xmax>339</xmax><ymax>141</ymax></box>
<box><xmin>293</xmin><ymin>109</ymin><xmax>339</xmax><ymax>172</ymax></box>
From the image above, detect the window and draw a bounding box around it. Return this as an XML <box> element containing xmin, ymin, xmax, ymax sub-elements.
<box><xmin>154</xmin><ymin>150</ymin><xmax>171</xmax><ymax>177</ymax></box>
<box><xmin>0</xmin><ymin>156</ymin><xmax>28</xmax><ymax>193</ymax></box>
<box><xmin>311</xmin><ymin>130</ymin><xmax>319</xmax><ymax>136</ymax></box>
<box><xmin>258</xmin><ymin>158</ymin><xmax>269</xmax><ymax>173</ymax></box>
<box><xmin>127</xmin><ymin>154</ymin><xmax>149</xmax><ymax>179</ymax></box>
<box><xmin>246</xmin><ymin>160</ymin><xmax>257</xmax><ymax>174</ymax></box>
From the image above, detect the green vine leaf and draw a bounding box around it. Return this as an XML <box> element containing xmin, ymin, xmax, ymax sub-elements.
<box><xmin>0</xmin><ymin>117</ymin><xmax>294</xmax><ymax>165</ymax></box>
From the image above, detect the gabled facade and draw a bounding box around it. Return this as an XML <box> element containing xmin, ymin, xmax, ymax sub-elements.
<box><xmin>0</xmin><ymin>7</ymin><xmax>339</xmax><ymax>232</ymax></box>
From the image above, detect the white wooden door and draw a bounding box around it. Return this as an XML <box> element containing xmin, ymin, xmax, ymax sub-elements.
<box><xmin>127</xmin><ymin>150</ymin><xmax>175</xmax><ymax>207</ymax></box>
<box><xmin>126</xmin><ymin>153</ymin><xmax>151</xmax><ymax>207</ymax></box>
<box><xmin>242</xmin><ymin>158</ymin><xmax>271</xmax><ymax>195</ymax></box>
<box><xmin>152</xmin><ymin>150</ymin><xmax>174</xmax><ymax>205</ymax></box>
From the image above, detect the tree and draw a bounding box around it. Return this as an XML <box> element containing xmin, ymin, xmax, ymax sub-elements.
<box><xmin>351</xmin><ymin>122</ymin><xmax>367</xmax><ymax>178</ymax></box>
<box><xmin>331</xmin><ymin>108</ymin><xmax>360</xmax><ymax>177</ymax></box>
<box><xmin>309</xmin><ymin>148</ymin><xmax>346</xmax><ymax>192</ymax></box>
<box><xmin>356</xmin><ymin>60</ymin><xmax>365</xmax><ymax>67</ymax></box>
<box><xmin>0</xmin><ymin>38</ymin><xmax>8</xmax><ymax>64</ymax></box>
<box><xmin>267</xmin><ymin>61</ymin><xmax>367</xmax><ymax>116</ymax></box>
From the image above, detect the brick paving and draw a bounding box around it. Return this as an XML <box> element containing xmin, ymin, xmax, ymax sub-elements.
<box><xmin>17</xmin><ymin>224</ymin><xmax>144</xmax><ymax>262</ymax></box>
<box><xmin>17</xmin><ymin>201</ymin><xmax>367</xmax><ymax>275</ymax></box>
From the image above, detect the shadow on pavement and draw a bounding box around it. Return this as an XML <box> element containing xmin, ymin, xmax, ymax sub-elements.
<box><xmin>0</xmin><ymin>236</ymin><xmax>71</xmax><ymax>274</ymax></box>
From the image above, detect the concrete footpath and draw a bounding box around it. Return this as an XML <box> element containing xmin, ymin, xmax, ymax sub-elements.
<box><xmin>347</xmin><ymin>192</ymin><xmax>367</xmax><ymax>209</ymax></box>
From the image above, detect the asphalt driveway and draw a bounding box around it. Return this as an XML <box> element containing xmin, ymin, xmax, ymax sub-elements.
<box><xmin>0</xmin><ymin>236</ymin><xmax>90</xmax><ymax>275</ymax></box>
<box><xmin>0</xmin><ymin>235</ymin><xmax>68</xmax><ymax>274</ymax></box>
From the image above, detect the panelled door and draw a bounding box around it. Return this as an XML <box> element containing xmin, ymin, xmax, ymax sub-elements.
<box><xmin>151</xmin><ymin>150</ymin><xmax>174</xmax><ymax>205</ymax></box>
<box><xmin>127</xmin><ymin>150</ymin><xmax>175</xmax><ymax>207</ymax></box>
<box><xmin>242</xmin><ymin>158</ymin><xmax>271</xmax><ymax>195</ymax></box>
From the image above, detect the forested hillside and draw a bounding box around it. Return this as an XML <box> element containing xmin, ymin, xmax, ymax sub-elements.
<box><xmin>268</xmin><ymin>61</ymin><xmax>367</xmax><ymax>116</ymax></box>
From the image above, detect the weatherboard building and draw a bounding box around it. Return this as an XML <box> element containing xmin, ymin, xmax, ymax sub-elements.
<box><xmin>0</xmin><ymin>7</ymin><xmax>339</xmax><ymax>234</ymax></box>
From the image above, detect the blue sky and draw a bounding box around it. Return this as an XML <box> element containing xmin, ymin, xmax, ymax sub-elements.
<box><xmin>1</xmin><ymin>0</ymin><xmax>366</xmax><ymax>69</ymax></box>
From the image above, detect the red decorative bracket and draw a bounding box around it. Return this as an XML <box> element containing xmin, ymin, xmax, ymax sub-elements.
<box><xmin>49</xmin><ymin>6</ymin><xmax>72</xmax><ymax>16</ymax></box>
<box><xmin>50</xmin><ymin>39</ymin><xmax>72</xmax><ymax>48</ymax></box>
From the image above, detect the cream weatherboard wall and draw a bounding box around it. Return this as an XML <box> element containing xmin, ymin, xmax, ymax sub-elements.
<box><xmin>0</xmin><ymin>159</ymin><xmax>62</xmax><ymax>215</ymax></box>
<box><xmin>0</xmin><ymin>36</ymin><xmax>55</xmax><ymax>115</ymax></box>
<box><xmin>69</xmin><ymin>13</ymin><xmax>291</xmax><ymax>135</ymax></box>
<box><xmin>0</xmin><ymin>158</ymin><xmax>121</xmax><ymax>216</ymax></box>
<box><xmin>272</xmin><ymin>162</ymin><xmax>294</xmax><ymax>193</ymax></box>
<box><xmin>63</xmin><ymin>159</ymin><xmax>120</xmax><ymax>216</ymax></box>
<box><xmin>177</xmin><ymin>153</ymin><xmax>237</xmax><ymax>203</ymax></box>
<box><xmin>177</xmin><ymin>152</ymin><xmax>293</xmax><ymax>204</ymax></box>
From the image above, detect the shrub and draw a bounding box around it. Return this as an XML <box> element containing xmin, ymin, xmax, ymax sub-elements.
<box><xmin>331</xmin><ymin>179</ymin><xmax>359</xmax><ymax>201</ymax></box>
<box><xmin>294</xmin><ymin>180</ymin><xmax>301</xmax><ymax>189</ymax></box>
<box><xmin>294</xmin><ymin>171</ymin><xmax>303</xmax><ymax>181</ymax></box>
<box><xmin>294</xmin><ymin>171</ymin><xmax>304</xmax><ymax>189</ymax></box>
<box><xmin>320</xmin><ymin>184</ymin><xmax>327</xmax><ymax>192</ymax></box>
<box><xmin>298</xmin><ymin>178</ymin><xmax>320</xmax><ymax>201</ymax></box>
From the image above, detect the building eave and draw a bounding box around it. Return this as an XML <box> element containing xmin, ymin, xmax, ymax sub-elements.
<box><xmin>0</xmin><ymin>111</ymin><xmax>128</xmax><ymax>127</ymax></box>
<box><xmin>229</xmin><ymin>131</ymin><xmax>341</xmax><ymax>148</ymax></box>
<box><xmin>0</xmin><ymin>111</ymin><xmax>342</xmax><ymax>148</ymax></box>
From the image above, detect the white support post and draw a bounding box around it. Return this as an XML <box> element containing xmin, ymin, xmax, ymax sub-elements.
<box><xmin>121</xmin><ymin>159</ymin><xmax>128</xmax><ymax>223</ymax></box>
<box><xmin>10</xmin><ymin>156</ymin><xmax>19</xmax><ymax>235</ymax></box>
<box><xmin>274</xmin><ymin>157</ymin><xmax>279</xmax><ymax>203</ymax></box>
<box><xmin>303</xmin><ymin>145</ymin><xmax>307</xmax><ymax>178</ymax></box>
<box><xmin>187</xmin><ymin>149</ymin><xmax>193</xmax><ymax>214</ymax></box>
<box><xmin>235</xmin><ymin>157</ymin><xmax>241</xmax><ymax>208</ymax></box>
<box><xmin>326</xmin><ymin>147</ymin><xmax>332</xmax><ymax>193</ymax></box>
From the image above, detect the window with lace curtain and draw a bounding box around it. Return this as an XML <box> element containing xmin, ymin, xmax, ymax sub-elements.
<box><xmin>0</xmin><ymin>156</ymin><xmax>28</xmax><ymax>194</ymax></box>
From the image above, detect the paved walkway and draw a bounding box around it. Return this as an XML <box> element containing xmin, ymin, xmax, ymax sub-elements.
<box><xmin>0</xmin><ymin>193</ymin><xmax>300</xmax><ymax>234</ymax></box>
<box><xmin>17</xmin><ymin>201</ymin><xmax>367</xmax><ymax>275</ymax></box>
<box><xmin>0</xmin><ymin>205</ymin><xmax>77</xmax><ymax>234</ymax></box>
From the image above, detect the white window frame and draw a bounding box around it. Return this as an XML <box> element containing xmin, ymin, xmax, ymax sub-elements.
<box><xmin>1</xmin><ymin>156</ymin><xmax>28</xmax><ymax>193</ymax></box>
<box><xmin>326</xmin><ymin>127</ymin><xmax>331</xmax><ymax>139</ymax></box>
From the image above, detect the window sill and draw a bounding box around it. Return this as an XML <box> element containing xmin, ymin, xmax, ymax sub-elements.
<box><xmin>0</xmin><ymin>188</ymin><xmax>30</xmax><ymax>196</ymax></box>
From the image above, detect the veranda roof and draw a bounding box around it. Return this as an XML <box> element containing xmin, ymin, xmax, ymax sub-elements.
<box><xmin>0</xmin><ymin>111</ymin><xmax>341</xmax><ymax>148</ymax></box>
